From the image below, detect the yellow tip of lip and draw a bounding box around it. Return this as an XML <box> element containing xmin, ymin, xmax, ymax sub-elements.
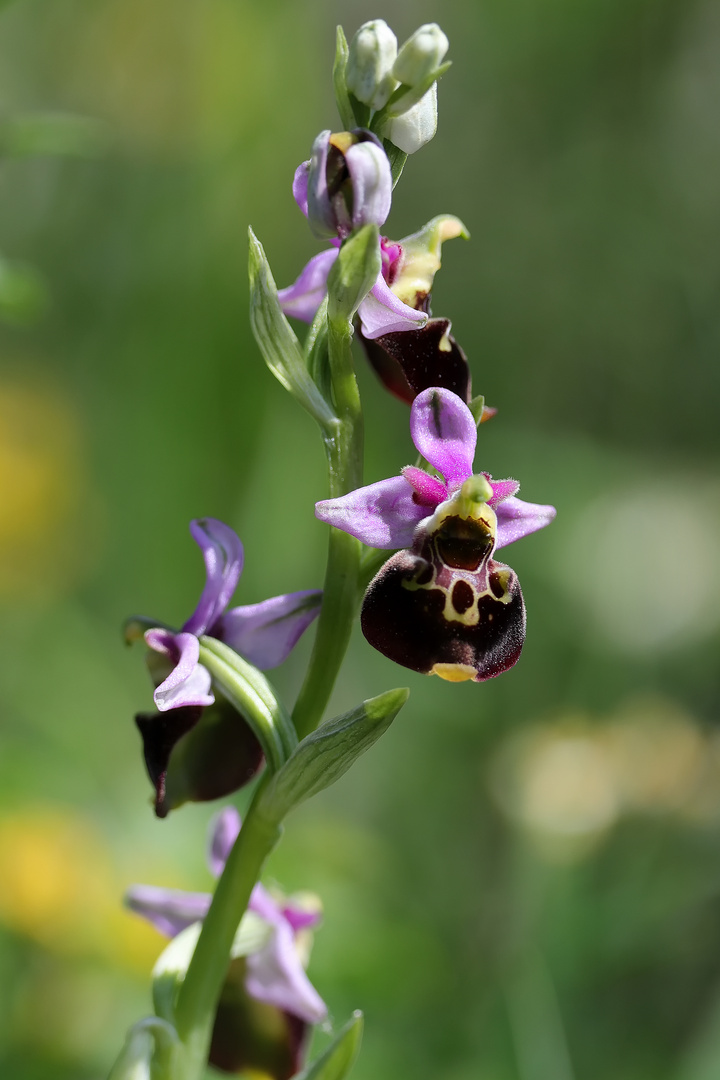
<box><xmin>431</xmin><ymin>663</ymin><xmax>476</xmax><ymax>683</ymax></box>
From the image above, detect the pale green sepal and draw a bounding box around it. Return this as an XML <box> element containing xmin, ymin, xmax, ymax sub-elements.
<box><xmin>197</xmin><ymin>637</ymin><xmax>297</xmax><ymax>771</ymax></box>
<box><xmin>260</xmin><ymin>688</ymin><xmax>409</xmax><ymax>822</ymax></box>
<box><xmin>107</xmin><ymin>1017</ymin><xmax>179</xmax><ymax>1080</ymax></box>
<box><xmin>305</xmin><ymin>296</ymin><xmax>331</xmax><ymax>401</ymax></box>
<box><xmin>392</xmin><ymin>214</ymin><xmax>469</xmax><ymax>309</ymax></box>
<box><xmin>468</xmin><ymin>394</ymin><xmax>486</xmax><ymax>426</ymax></box>
<box><xmin>333</xmin><ymin>26</ymin><xmax>356</xmax><ymax>131</ymax></box>
<box><xmin>248</xmin><ymin>228</ymin><xmax>336</xmax><ymax>429</ymax></box>
<box><xmin>293</xmin><ymin>1011</ymin><xmax>364</xmax><ymax>1080</ymax></box>
<box><xmin>327</xmin><ymin>225</ymin><xmax>381</xmax><ymax>327</ymax></box>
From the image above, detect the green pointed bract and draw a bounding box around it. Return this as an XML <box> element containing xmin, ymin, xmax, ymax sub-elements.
<box><xmin>327</xmin><ymin>224</ymin><xmax>381</xmax><ymax>327</ymax></box>
<box><xmin>392</xmin><ymin>214</ymin><xmax>468</xmax><ymax>310</ymax></box>
<box><xmin>260</xmin><ymin>688</ymin><xmax>409</xmax><ymax>822</ymax></box>
<box><xmin>197</xmin><ymin>636</ymin><xmax>298</xmax><ymax>772</ymax></box>
<box><xmin>248</xmin><ymin>227</ymin><xmax>336</xmax><ymax>429</ymax></box>
<box><xmin>333</xmin><ymin>26</ymin><xmax>356</xmax><ymax>131</ymax></box>
<box><xmin>293</xmin><ymin>1011</ymin><xmax>364</xmax><ymax>1080</ymax></box>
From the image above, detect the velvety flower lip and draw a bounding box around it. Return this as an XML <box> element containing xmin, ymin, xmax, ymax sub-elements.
<box><xmin>125</xmin><ymin>807</ymin><xmax>326</xmax><ymax>1026</ymax></box>
<box><xmin>143</xmin><ymin>517</ymin><xmax>322</xmax><ymax>713</ymax></box>
<box><xmin>315</xmin><ymin>387</ymin><xmax>556</xmax><ymax>552</ymax></box>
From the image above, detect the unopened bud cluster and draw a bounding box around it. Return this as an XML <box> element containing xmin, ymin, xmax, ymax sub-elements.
<box><xmin>345</xmin><ymin>21</ymin><xmax>450</xmax><ymax>154</ymax></box>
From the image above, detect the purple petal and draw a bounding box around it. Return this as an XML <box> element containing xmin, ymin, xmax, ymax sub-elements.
<box><xmin>277</xmin><ymin>248</ymin><xmax>338</xmax><ymax>323</ymax></box>
<box><xmin>207</xmin><ymin>806</ymin><xmax>242</xmax><ymax>877</ymax></box>
<box><xmin>306</xmin><ymin>130</ymin><xmax>337</xmax><ymax>239</ymax></box>
<box><xmin>316</xmin><ymin>475</ymin><xmax>430</xmax><ymax>549</ymax></box>
<box><xmin>124</xmin><ymin>883</ymin><xmax>211</xmax><ymax>938</ymax></box>
<box><xmin>293</xmin><ymin>161</ymin><xmax>309</xmax><ymax>217</ymax></box>
<box><xmin>401</xmin><ymin>465</ymin><xmax>448</xmax><ymax>506</ymax></box>
<box><xmin>494</xmin><ymin>496</ymin><xmax>557</xmax><ymax>551</ymax></box>
<box><xmin>145</xmin><ymin>629</ymin><xmax>214</xmax><ymax>711</ymax></box>
<box><xmin>488</xmin><ymin>477</ymin><xmax>520</xmax><ymax>506</ymax></box>
<box><xmin>358</xmin><ymin>273</ymin><xmax>428</xmax><ymax>339</ymax></box>
<box><xmin>245</xmin><ymin>918</ymin><xmax>327</xmax><ymax>1024</ymax></box>
<box><xmin>182</xmin><ymin>518</ymin><xmax>244</xmax><ymax>637</ymax></box>
<box><xmin>217</xmin><ymin>591</ymin><xmax>322</xmax><ymax>670</ymax></box>
<box><xmin>410</xmin><ymin>387</ymin><xmax>476</xmax><ymax>488</ymax></box>
<box><xmin>345</xmin><ymin>141</ymin><xmax>392</xmax><ymax>229</ymax></box>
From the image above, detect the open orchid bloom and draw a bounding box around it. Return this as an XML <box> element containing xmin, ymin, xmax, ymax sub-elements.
<box><xmin>126</xmin><ymin>808</ymin><xmax>326</xmax><ymax>1079</ymax></box>
<box><xmin>316</xmin><ymin>387</ymin><xmax>556</xmax><ymax>682</ymax></box>
<box><xmin>128</xmin><ymin>518</ymin><xmax>321</xmax><ymax>816</ymax></box>
<box><xmin>277</xmin><ymin>130</ymin><xmax>428</xmax><ymax>339</ymax></box>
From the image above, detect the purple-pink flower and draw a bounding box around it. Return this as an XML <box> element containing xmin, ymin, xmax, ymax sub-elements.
<box><xmin>126</xmin><ymin>807</ymin><xmax>325</xmax><ymax>1078</ymax></box>
<box><xmin>277</xmin><ymin>129</ymin><xmax>427</xmax><ymax>340</ymax></box>
<box><xmin>144</xmin><ymin>518</ymin><xmax>321</xmax><ymax>713</ymax></box>
<box><xmin>315</xmin><ymin>387</ymin><xmax>556</xmax><ymax>682</ymax></box>
<box><xmin>315</xmin><ymin>387</ymin><xmax>556</xmax><ymax>552</ymax></box>
<box><xmin>130</xmin><ymin>518</ymin><xmax>321</xmax><ymax>816</ymax></box>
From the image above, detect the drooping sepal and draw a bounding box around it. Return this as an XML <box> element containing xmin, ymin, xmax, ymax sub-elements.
<box><xmin>259</xmin><ymin>689</ymin><xmax>409</xmax><ymax>823</ymax></box>
<box><xmin>361</xmin><ymin>490</ymin><xmax>526</xmax><ymax>681</ymax></box>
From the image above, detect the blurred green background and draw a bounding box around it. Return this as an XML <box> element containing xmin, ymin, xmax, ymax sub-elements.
<box><xmin>0</xmin><ymin>0</ymin><xmax>719</xmax><ymax>1077</ymax></box>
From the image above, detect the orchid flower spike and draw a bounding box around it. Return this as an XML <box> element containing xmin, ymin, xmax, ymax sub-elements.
<box><xmin>126</xmin><ymin>518</ymin><xmax>321</xmax><ymax>816</ymax></box>
<box><xmin>125</xmin><ymin>807</ymin><xmax>326</xmax><ymax>1079</ymax></box>
<box><xmin>316</xmin><ymin>387</ymin><xmax>556</xmax><ymax>682</ymax></box>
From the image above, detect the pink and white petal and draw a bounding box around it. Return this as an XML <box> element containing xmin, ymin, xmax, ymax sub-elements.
<box><xmin>345</xmin><ymin>141</ymin><xmax>392</xmax><ymax>230</ymax></box>
<box><xmin>207</xmin><ymin>806</ymin><xmax>242</xmax><ymax>878</ymax></box>
<box><xmin>292</xmin><ymin>160</ymin><xmax>310</xmax><ymax>217</ymax></box>
<box><xmin>401</xmin><ymin>465</ymin><xmax>448</xmax><ymax>507</ymax></box>
<box><xmin>217</xmin><ymin>591</ymin><xmax>322</xmax><ymax>670</ymax></box>
<box><xmin>494</xmin><ymin>496</ymin><xmax>557</xmax><ymax>551</ymax></box>
<box><xmin>410</xmin><ymin>387</ymin><xmax>477</xmax><ymax>488</ymax></box>
<box><xmin>315</xmin><ymin>475</ymin><xmax>429</xmax><ymax>549</ymax></box>
<box><xmin>124</xmin><ymin>883</ymin><xmax>211</xmax><ymax>939</ymax></box>
<box><xmin>183</xmin><ymin>518</ymin><xmax>244</xmax><ymax>637</ymax></box>
<box><xmin>487</xmin><ymin>477</ymin><xmax>520</xmax><ymax>506</ymax></box>
<box><xmin>277</xmin><ymin>248</ymin><xmax>338</xmax><ymax>323</ymax></box>
<box><xmin>358</xmin><ymin>273</ymin><xmax>428</xmax><ymax>339</ymax></box>
<box><xmin>145</xmin><ymin>630</ymin><xmax>214</xmax><ymax>712</ymax></box>
<box><xmin>245</xmin><ymin>919</ymin><xmax>327</xmax><ymax>1024</ymax></box>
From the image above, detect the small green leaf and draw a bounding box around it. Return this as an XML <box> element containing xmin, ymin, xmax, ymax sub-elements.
<box><xmin>248</xmin><ymin>228</ymin><xmax>335</xmax><ymax>429</ymax></box>
<box><xmin>305</xmin><ymin>296</ymin><xmax>331</xmax><ymax>401</ymax></box>
<box><xmin>198</xmin><ymin>637</ymin><xmax>297</xmax><ymax>772</ymax></box>
<box><xmin>294</xmin><ymin>1012</ymin><xmax>364</xmax><ymax>1080</ymax></box>
<box><xmin>382</xmin><ymin>140</ymin><xmax>408</xmax><ymax>188</ymax></box>
<box><xmin>333</xmin><ymin>27</ymin><xmax>356</xmax><ymax>131</ymax></box>
<box><xmin>327</xmin><ymin>225</ymin><xmax>381</xmax><ymax>327</ymax></box>
<box><xmin>468</xmin><ymin>394</ymin><xmax>486</xmax><ymax>426</ymax></box>
<box><xmin>152</xmin><ymin>923</ymin><xmax>202</xmax><ymax>1023</ymax></box>
<box><xmin>260</xmin><ymin>688</ymin><xmax>409</xmax><ymax>821</ymax></box>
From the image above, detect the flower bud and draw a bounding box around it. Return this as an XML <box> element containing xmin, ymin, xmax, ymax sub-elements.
<box><xmin>392</xmin><ymin>23</ymin><xmax>449</xmax><ymax>88</ymax></box>
<box><xmin>306</xmin><ymin>129</ymin><xmax>392</xmax><ymax>240</ymax></box>
<box><xmin>347</xmin><ymin>19</ymin><xmax>398</xmax><ymax>110</ymax></box>
<box><xmin>384</xmin><ymin>84</ymin><xmax>438</xmax><ymax>154</ymax></box>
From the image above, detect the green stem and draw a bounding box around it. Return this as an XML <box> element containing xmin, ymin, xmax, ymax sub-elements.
<box><xmin>173</xmin><ymin>781</ymin><xmax>281</xmax><ymax>1079</ymax></box>
<box><xmin>292</xmin><ymin>316</ymin><xmax>363</xmax><ymax>740</ymax></box>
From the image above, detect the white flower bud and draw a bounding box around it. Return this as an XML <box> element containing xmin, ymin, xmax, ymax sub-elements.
<box><xmin>347</xmin><ymin>20</ymin><xmax>398</xmax><ymax>110</ymax></box>
<box><xmin>384</xmin><ymin>84</ymin><xmax>438</xmax><ymax>154</ymax></box>
<box><xmin>392</xmin><ymin>23</ymin><xmax>449</xmax><ymax>88</ymax></box>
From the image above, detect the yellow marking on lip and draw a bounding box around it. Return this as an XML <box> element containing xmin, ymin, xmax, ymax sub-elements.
<box><xmin>329</xmin><ymin>131</ymin><xmax>354</xmax><ymax>154</ymax></box>
<box><xmin>431</xmin><ymin>662</ymin><xmax>476</xmax><ymax>683</ymax></box>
